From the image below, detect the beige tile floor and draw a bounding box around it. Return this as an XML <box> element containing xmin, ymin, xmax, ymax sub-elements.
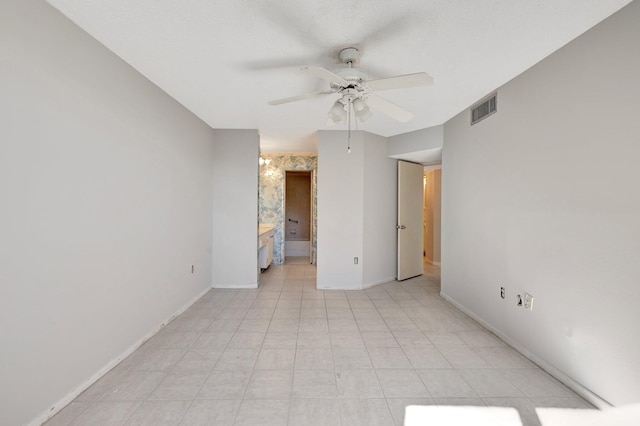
<box><xmin>45</xmin><ymin>260</ymin><xmax>591</xmax><ymax>425</ymax></box>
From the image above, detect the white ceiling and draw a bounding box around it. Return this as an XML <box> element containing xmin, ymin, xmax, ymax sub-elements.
<box><xmin>46</xmin><ymin>0</ymin><xmax>631</xmax><ymax>153</ymax></box>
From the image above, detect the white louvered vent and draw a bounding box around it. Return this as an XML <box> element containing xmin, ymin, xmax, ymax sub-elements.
<box><xmin>471</xmin><ymin>93</ymin><xmax>497</xmax><ymax>125</ymax></box>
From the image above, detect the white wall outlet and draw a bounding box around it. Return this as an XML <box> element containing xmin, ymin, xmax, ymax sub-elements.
<box><xmin>354</xmin><ymin>257</ymin><xmax>358</xmax><ymax>265</ymax></box>
<box><xmin>524</xmin><ymin>292</ymin><xmax>533</xmax><ymax>310</ymax></box>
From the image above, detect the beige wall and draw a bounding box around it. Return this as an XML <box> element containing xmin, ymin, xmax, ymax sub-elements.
<box><xmin>433</xmin><ymin>170</ymin><xmax>442</xmax><ymax>263</ymax></box>
<box><xmin>211</xmin><ymin>130</ymin><xmax>260</xmax><ymax>288</ymax></box>
<box><xmin>317</xmin><ymin>131</ymin><xmax>397</xmax><ymax>289</ymax></box>
<box><xmin>285</xmin><ymin>171</ymin><xmax>311</xmax><ymax>241</ymax></box>
<box><xmin>441</xmin><ymin>1</ymin><xmax>640</xmax><ymax>406</ymax></box>
<box><xmin>1</xmin><ymin>1</ymin><xmax>216</xmax><ymax>424</ymax></box>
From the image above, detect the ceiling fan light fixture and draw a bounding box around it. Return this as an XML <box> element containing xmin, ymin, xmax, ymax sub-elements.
<box><xmin>355</xmin><ymin>103</ymin><xmax>373</xmax><ymax>122</ymax></box>
<box><xmin>352</xmin><ymin>98</ymin><xmax>367</xmax><ymax>112</ymax></box>
<box><xmin>328</xmin><ymin>100</ymin><xmax>347</xmax><ymax>123</ymax></box>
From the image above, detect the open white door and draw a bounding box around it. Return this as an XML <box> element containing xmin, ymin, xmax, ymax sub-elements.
<box><xmin>397</xmin><ymin>161</ymin><xmax>424</xmax><ymax>280</ymax></box>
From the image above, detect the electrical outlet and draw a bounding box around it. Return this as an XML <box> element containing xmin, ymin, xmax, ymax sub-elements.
<box><xmin>500</xmin><ymin>287</ymin><xmax>505</xmax><ymax>299</ymax></box>
<box><xmin>524</xmin><ymin>293</ymin><xmax>533</xmax><ymax>310</ymax></box>
<box><xmin>191</xmin><ymin>265</ymin><xmax>195</xmax><ymax>274</ymax></box>
<box><xmin>354</xmin><ymin>257</ymin><xmax>358</xmax><ymax>265</ymax></box>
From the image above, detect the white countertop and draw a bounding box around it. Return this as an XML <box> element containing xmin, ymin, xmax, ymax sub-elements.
<box><xmin>259</xmin><ymin>223</ymin><xmax>274</xmax><ymax>236</ymax></box>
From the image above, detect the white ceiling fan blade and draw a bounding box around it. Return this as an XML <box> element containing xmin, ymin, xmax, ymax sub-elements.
<box><xmin>268</xmin><ymin>91</ymin><xmax>333</xmax><ymax>106</ymax></box>
<box><xmin>367</xmin><ymin>72</ymin><xmax>433</xmax><ymax>91</ymax></box>
<box><xmin>366</xmin><ymin>93</ymin><xmax>415</xmax><ymax>122</ymax></box>
<box><xmin>302</xmin><ymin>66</ymin><xmax>349</xmax><ymax>87</ymax></box>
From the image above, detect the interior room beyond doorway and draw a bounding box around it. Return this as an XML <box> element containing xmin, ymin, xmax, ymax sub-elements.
<box><xmin>285</xmin><ymin>170</ymin><xmax>312</xmax><ymax>264</ymax></box>
<box><xmin>423</xmin><ymin>167</ymin><xmax>442</xmax><ymax>266</ymax></box>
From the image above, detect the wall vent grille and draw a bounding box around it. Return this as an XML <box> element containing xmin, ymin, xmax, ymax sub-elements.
<box><xmin>471</xmin><ymin>93</ymin><xmax>497</xmax><ymax>125</ymax></box>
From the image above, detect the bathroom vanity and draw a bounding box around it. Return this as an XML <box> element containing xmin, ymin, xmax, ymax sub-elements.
<box><xmin>258</xmin><ymin>224</ymin><xmax>274</xmax><ymax>270</ymax></box>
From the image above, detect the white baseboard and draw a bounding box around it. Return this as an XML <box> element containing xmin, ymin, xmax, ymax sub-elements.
<box><xmin>362</xmin><ymin>277</ymin><xmax>396</xmax><ymax>290</ymax></box>
<box><xmin>212</xmin><ymin>283</ymin><xmax>258</xmax><ymax>289</ymax></box>
<box><xmin>440</xmin><ymin>291</ymin><xmax>612</xmax><ymax>409</ymax></box>
<box><xmin>30</xmin><ymin>286</ymin><xmax>212</xmax><ymax>426</ymax></box>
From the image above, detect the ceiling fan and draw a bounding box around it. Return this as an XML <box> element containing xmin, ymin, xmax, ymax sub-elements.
<box><xmin>267</xmin><ymin>47</ymin><xmax>433</xmax><ymax>125</ymax></box>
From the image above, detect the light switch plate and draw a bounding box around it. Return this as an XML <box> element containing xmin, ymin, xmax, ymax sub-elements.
<box><xmin>524</xmin><ymin>293</ymin><xmax>533</xmax><ymax>310</ymax></box>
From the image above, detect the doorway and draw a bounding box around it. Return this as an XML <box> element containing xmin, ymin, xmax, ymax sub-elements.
<box><xmin>285</xmin><ymin>171</ymin><xmax>312</xmax><ymax>264</ymax></box>
<box><xmin>423</xmin><ymin>167</ymin><xmax>442</xmax><ymax>266</ymax></box>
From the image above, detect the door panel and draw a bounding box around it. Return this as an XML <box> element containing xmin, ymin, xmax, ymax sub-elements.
<box><xmin>397</xmin><ymin>161</ymin><xmax>424</xmax><ymax>280</ymax></box>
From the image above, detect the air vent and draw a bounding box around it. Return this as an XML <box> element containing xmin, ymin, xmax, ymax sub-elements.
<box><xmin>471</xmin><ymin>93</ymin><xmax>497</xmax><ymax>125</ymax></box>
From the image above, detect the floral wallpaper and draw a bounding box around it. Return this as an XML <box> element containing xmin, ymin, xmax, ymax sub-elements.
<box><xmin>259</xmin><ymin>153</ymin><xmax>317</xmax><ymax>265</ymax></box>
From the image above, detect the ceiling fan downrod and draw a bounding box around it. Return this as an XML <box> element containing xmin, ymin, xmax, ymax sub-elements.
<box><xmin>339</xmin><ymin>47</ymin><xmax>360</xmax><ymax>66</ymax></box>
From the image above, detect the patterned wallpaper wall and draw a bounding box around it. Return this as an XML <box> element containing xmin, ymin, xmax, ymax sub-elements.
<box><xmin>259</xmin><ymin>153</ymin><xmax>317</xmax><ymax>264</ymax></box>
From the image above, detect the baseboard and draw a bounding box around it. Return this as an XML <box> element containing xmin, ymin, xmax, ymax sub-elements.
<box><xmin>30</xmin><ymin>286</ymin><xmax>212</xmax><ymax>426</ymax></box>
<box><xmin>362</xmin><ymin>277</ymin><xmax>396</xmax><ymax>290</ymax></box>
<box><xmin>440</xmin><ymin>291</ymin><xmax>612</xmax><ymax>409</ymax></box>
<box><xmin>212</xmin><ymin>283</ymin><xmax>258</xmax><ymax>289</ymax></box>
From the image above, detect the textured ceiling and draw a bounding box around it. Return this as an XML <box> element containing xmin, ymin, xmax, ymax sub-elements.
<box><xmin>46</xmin><ymin>0</ymin><xmax>631</xmax><ymax>152</ymax></box>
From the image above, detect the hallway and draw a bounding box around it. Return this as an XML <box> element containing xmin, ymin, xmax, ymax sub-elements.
<box><xmin>46</xmin><ymin>264</ymin><xmax>590</xmax><ymax>425</ymax></box>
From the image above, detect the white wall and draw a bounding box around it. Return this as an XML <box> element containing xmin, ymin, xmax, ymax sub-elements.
<box><xmin>388</xmin><ymin>125</ymin><xmax>444</xmax><ymax>156</ymax></box>
<box><xmin>317</xmin><ymin>131</ymin><xmax>364</xmax><ymax>289</ymax></box>
<box><xmin>442</xmin><ymin>0</ymin><xmax>640</xmax><ymax>407</ymax></box>
<box><xmin>432</xmin><ymin>170</ymin><xmax>441</xmax><ymax>264</ymax></box>
<box><xmin>388</xmin><ymin>125</ymin><xmax>443</xmax><ymax>164</ymax></box>
<box><xmin>211</xmin><ymin>130</ymin><xmax>259</xmax><ymax>288</ymax></box>
<box><xmin>363</xmin><ymin>133</ymin><xmax>398</xmax><ymax>287</ymax></box>
<box><xmin>0</xmin><ymin>1</ymin><xmax>215</xmax><ymax>425</ymax></box>
<box><xmin>317</xmin><ymin>131</ymin><xmax>397</xmax><ymax>290</ymax></box>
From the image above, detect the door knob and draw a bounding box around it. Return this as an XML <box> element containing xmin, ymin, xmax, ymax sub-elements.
<box><xmin>401</xmin><ymin>225</ymin><xmax>406</xmax><ymax>229</ymax></box>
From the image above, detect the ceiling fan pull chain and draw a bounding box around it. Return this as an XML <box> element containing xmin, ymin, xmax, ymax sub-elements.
<box><xmin>347</xmin><ymin>100</ymin><xmax>352</xmax><ymax>154</ymax></box>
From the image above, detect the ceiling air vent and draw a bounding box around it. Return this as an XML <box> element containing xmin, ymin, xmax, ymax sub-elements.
<box><xmin>471</xmin><ymin>93</ymin><xmax>497</xmax><ymax>125</ymax></box>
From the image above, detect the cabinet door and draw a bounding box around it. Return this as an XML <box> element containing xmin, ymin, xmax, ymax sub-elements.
<box><xmin>267</xmin><ymin>233</ymin><xmax>274</xmax><ymax>264</ymax></box>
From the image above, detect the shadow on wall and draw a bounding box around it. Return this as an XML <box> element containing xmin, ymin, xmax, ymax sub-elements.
<box><xmin>259</xmin><ymin>153</ymin><xmax>317</xmax><ymax>264</ymax></box>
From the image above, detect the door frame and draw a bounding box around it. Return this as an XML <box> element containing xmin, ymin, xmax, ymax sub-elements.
<box><xmin>284</xmin><ymin>170</ymin><xmax>313</xmax><ymax>263</ymax></box>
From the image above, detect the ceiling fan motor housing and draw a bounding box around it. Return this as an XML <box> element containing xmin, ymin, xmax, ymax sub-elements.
<box><xmin>332</xmin><ymin>68</ymin><xmax>368</xmax><ymax>90</ymax></box>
